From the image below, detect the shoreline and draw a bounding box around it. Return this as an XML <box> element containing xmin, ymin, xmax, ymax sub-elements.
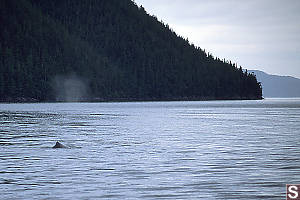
<box><xmin>0</xmin><ymin>96</ymin><xmax>263</xmax><ymax>104</ymax></box>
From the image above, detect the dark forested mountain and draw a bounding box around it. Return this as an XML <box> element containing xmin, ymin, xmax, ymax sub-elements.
<box><xmin>249</xmin><ymin>70</ymin><xmax>300</xmax><ymax>97</ymax></box>
<box><xmin>0</xmin><ymin>0</ymin><xmax>262</xmax><ymax>102</ymax></box>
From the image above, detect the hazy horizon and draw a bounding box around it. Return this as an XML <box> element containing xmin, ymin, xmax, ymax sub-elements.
<box><xmin>134</xmin><ymin>0</ymin><xmax>300</xmax><ymax>79</ymax></box>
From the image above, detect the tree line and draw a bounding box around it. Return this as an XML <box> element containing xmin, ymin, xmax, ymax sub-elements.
<box><xmin>0</xmin><ymin>0</ymin><xmax>262</xmax><ymax>102</ymax></box>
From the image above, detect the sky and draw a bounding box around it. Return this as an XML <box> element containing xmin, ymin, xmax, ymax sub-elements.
<box><xmin>134</xmin><ymin>0</ymin><xmax>300</xmax><ymax>78</ymax></box>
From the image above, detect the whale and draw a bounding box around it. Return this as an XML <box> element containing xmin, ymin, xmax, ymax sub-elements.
<box><xmin>52</xmin><ymin>141</ymin><xmax>67</xmax><ymax>148</ymax></box>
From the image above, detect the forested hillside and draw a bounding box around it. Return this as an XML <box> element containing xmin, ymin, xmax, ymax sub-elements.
<box><xmin>0</xmin><ymin>0</ymin><xmax>262</xmax><ymax>102</ymax></box>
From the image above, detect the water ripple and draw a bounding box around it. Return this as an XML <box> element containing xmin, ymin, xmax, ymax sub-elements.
<box><xmin>0</xmin><ymin>99</ymin><xmax>300</xmax><ymax>199</ymax></box>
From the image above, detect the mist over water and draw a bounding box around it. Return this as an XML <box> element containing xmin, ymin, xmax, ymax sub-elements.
<box><xmin>1</xmin><ymin>99</ymin><xmax>300</xmax><ymax>199</ymax></box>
<box><xmin>52</xmin><ymin>74</ymin><xmax>89</xmax><ymax>102</ymax></box>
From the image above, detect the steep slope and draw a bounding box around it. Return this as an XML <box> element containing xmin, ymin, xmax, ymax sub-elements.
<box><xmin>0</xmin><ymin>0</ymin><xmax>262</xmax><ymax>102</ymax></box>
<box><xmin>249</xmin><ymin>70</ymin><xmax>300</xmax><ymax>97</ymax></box>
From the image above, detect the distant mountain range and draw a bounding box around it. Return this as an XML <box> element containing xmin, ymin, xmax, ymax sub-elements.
<box><xmin>249</xmin><ymin>70</ymin><xmax>300</xmax><ymax>98</ymax></box>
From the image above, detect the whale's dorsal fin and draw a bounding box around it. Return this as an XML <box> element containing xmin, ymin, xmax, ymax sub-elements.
<box><xmin>52</xmin><ymin>141</ymin><xmax>66</xmax><ymax>148</ymax></box>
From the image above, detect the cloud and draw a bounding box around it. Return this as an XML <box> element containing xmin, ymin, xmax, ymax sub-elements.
<box><xmin>134</xmin><ymin>0</ymin><xmax>300</xmax><ymax>78</ymax></box>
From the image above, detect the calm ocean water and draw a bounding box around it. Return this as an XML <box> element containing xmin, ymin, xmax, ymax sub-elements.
<box><xmin>1</xmin><ymin>99</ymin><xmax>300</xmax><ymax>199</ymax></box>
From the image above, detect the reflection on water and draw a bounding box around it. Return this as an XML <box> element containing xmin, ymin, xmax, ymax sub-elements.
<box><xmin>1</xmin><ymin>99</ymin><xmax>300</xmax><ymax>199</ymax></box>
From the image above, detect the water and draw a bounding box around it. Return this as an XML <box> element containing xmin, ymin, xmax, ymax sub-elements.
<box><xmin>1</xmin><ymin>99</ymin><xmax>300</xmax><ymax>199</ymax></box>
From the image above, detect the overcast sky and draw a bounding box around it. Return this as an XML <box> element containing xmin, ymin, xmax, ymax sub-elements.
<box><xmin>134</xmin><ymin>0</ymin><xmax>300</xmax><ymax>78</ymax></box>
